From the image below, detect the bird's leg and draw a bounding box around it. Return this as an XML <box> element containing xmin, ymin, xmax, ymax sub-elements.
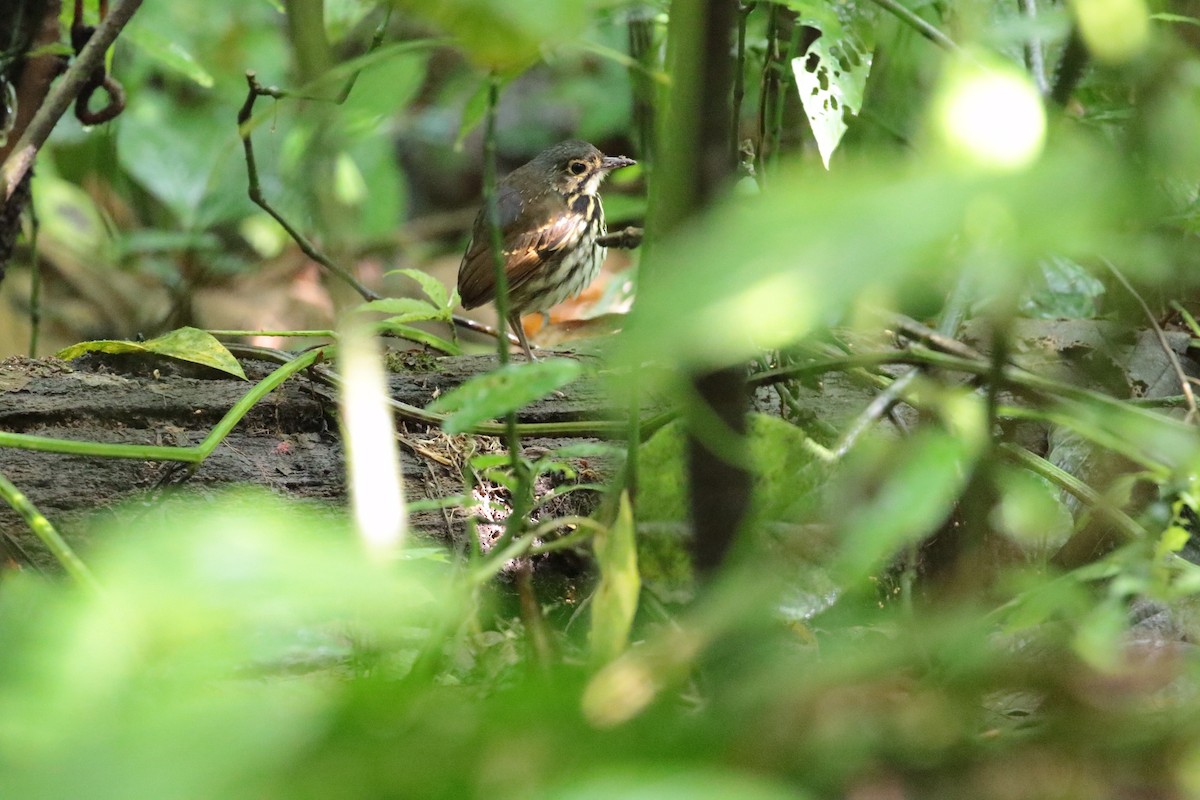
<box><xmin>508</xmin><ymin>313</ymin><xmax>537</xmax><ymax>361</ymax></box>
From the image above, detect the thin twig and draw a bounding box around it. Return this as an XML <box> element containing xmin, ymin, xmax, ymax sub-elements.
<box><xmin>1103</xmin><ymin>258</ymin><xmax>1197</xmax><ymax>422</ymax></box>
<box><xmin>984</xmin><ymin>315</ymin><xmax>1012</xmax><ymax>448</ymax></box>
<box><xmin>1</xmin><ymin>0</ymin><xmax>143</xmax><ymax>202</ymax></box>
<box><xmin>750</xmin><ymin>346</ymin><xmax>1192</xmax><ymax>475</ymax></box>
<box><xmin>829</xmin><ymin>278</ymin><xmax>976</xmax><ymax>459</ymax></box>
<box><xmin>596</xmin><ymin>226</ymin><xmax>644</xmax><ymax>249</ymax></box>
<box><xmin>472</xmin><ymin>73</ymin><xmax>533</xmax><ymax>562</ymax></box>
<box><xmin>451</xmin><ymin>313</ymin><xmax>523</xmax><ymax>347</ymax></box>
<box><xmin>27</xmin><ymin>195</ymin><xmax>41</xmax><ymax>356</ymax></box>
<box><xmin>831</xmin><ymin>370</ymin><xmax>918</xmax><ymax>460</ymax></box>
<box><xmin>754</xmin><ymin>3</ymin><xmax>783</xmax><ymax>179</ymax></box>
<box><xmin>237</xmin><ymin>72</ymin><xmax>380</xmax><ymax>302</ymax></box>
<box><xmin>998</xmin><ymin>442</ymin><xmax>1146</xmax><ymax>544</ymax></box>
<box><xmin>867</xmin><ymin>0</ymin><xmax>959</xmax><ymax>52</ymax></box>
<box><xmin>890</xmin><ymin>313</ymin><xmax>983</xmax><ymax>360</ymax></box>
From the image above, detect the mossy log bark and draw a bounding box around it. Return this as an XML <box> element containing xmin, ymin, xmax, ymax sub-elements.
<box><xmin>0</xmin><ymin>352</ymin><xmax>629</xmax><ymax>569</ymax></box>
<box><xmin>0</xmin><ymin>350</ymin><xmax>890</xmax><ymax>571</ymax></box>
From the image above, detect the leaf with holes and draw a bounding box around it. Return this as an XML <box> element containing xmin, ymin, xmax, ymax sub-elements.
<box><xmin>428</xmin><ymin>359</ymin><xmax>581</xmax><ymax>433</ymax></box>
<box><xmin>56</xmin><ymin>327</ymin><xmax>246</xmax><ymax>379</ymax></box>
<box><xmin>793</xmin><ymin>35</ymin><xmax>873</xmax><ymax>169</ymax></box>
<box><xmin>789</xmin><ymin>0</ymin><xmax>875</xmax><ymax>169</ymax></box>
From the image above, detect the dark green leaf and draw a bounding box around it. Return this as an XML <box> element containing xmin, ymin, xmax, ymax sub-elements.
<box><xmin>428</xmin><ymin>359</ymin><xmax>582</xmax><ymax>433</ymax></box>
<box><xmin>376</xmin><ymin>323</ymin><xmax>462</xmax><ymax>355</ymax></box>
<box><xmin>834</xmin><ymin>429</ymin><xmax>975</xmax><ymax>583</ymax></box>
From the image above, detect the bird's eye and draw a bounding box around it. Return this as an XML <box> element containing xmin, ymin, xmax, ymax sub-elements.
<box><xmin>569</xmin><ymin>161</ymin><xmax>588</xmax><ymax>175</ymax></box>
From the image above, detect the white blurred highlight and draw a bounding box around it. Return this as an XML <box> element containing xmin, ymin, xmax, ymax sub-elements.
<box><xmin>338</xmin><ymin>318</ymin><xmax>406</xmax><ymax>556</ymax></box>
<box><xmin>933</xmin><ymin>55</ymin><xmax>1046</xmax><ymax>172</ymax></box>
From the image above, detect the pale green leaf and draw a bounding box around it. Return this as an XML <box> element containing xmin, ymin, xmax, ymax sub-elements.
<box><xmin>388</xmin><ymin>268</ymin><xmax>452</xmax><ymax>310</ymax></box>
<box><xmin>56</xmin><ymin>327</ymin><xmax>247</xmax><ymax>379</ymax></box>
<box><xmin>377</xmin><ymin>323</ymin><xmax>462</xmax><ymax>355</ymax></box>
<box><xmin>362</xmin><ymin>297</ymin><xmax>443</xmax><ymax>320</ymax></box>
<box><xmin>590</xmin><ymin>491</ymin><xmax>640</xmax><ymax>667</ymax></box>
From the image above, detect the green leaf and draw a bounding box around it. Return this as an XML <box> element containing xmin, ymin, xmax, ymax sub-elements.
<box><xmin>590</xmin><ymin>491</ymin><xmax>640</xmax><ymax>667</ymax></box>
<box><xmin>56</xmin><ymin>327</ymin><xmax>247</xmax><ymax>379</ymax></box>
<box><xmin>1073</xmin><ymin>597</ymin><xmax>1128</xmax><ymax>671</ymax></box>
<box><xmin>376</xmin><ymin>323</ymin><xmax>462</xmax><ymax>355</ymax></box>
<box><xmin>123</xmin><ymin>22</ymin><xmax>215</xmax><ymax>88</ymax></box>
<box><xmin>456</xmin><ymin>76</ymin><xmax>504</xmax><ymax>150</ymax></box>
<box><xmin>551</xmin><ymin>767</ymin><xmax>806</xmax><ymax>800</ymax></box>
<box><xmin>621</xmin><ymin>144</ymin><xmax>1139</xmax><ymax>372</ymax></box>
<box><xmin>396</xmin><ymin>2</ymin><xmax>587</xmax><ymax>71</ymax></box>
<box><xmin>834</xmin><ymin>429</ymin><xmax>975</xmax><ymax>583</ymax></box>
<box><xmin>427</xmin><ymin>359</ymin><xmax>582</xmax><ymax>433</ymax></box>
<box><xmin>116</xmin><ymin>93</ymin><xmax>235</xmax><ymax>224</ymax></box>
<box><xmin>388</xmin><ymin>268</ymin><xmax>452</xmax><ymax>310</ymax></box>
<box><xmin>362</xmin><ymin>297</ymin><xmax>443</xmax><ymax>320</ymax></box>
<box><xmin>1019</xmin><ymin>256</ymin><xmax>1106</xmax><ymax>319</ymax></box>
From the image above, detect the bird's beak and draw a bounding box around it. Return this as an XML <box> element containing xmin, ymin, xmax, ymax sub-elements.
<box><xmin>600</xmin><ymin>154</ymin><xmax>636</xmax><ymax>172</ymax></box>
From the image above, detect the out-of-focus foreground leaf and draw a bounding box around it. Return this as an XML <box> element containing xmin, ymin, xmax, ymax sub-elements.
<box><xmin>624</xmin><ymin>141</ymin><xmax>1147</xmax><ymax>372</ymax></box>
<box><xmin>0</xmin><ymin>489</ymin><xmax>458</xmax><ymax>799</ymax></box>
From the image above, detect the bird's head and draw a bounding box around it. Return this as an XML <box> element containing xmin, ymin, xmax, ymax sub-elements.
<box><xmin>531</xmin><ymin>140</ymin><xmax>636</xmax><ymax>197</ymax></box>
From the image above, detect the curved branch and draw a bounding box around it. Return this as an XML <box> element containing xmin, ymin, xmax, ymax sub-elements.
<box><xmin>1</xmin><ymin>0</ymin><xmax>143</xmax><ymax>202</ymax></box>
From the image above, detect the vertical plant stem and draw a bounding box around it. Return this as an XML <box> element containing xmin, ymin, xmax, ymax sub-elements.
<box><xmin>768</xmin><ymin>14</ymin><xmax>802</xmax><ymax>172</ymax></box>
<box><xmin>482</xmin><ymin>77</ymin><xmax>511</xmax><ymax>371</ymax></box>
<box><xmin>755</xmin><ymin>3</ymin><xmax>780</xmax><ymax>179</ymax></box>
<box><xmin>654</xmin><ymin>0</ymin><xmax>745</xmax><ymax>576</ymax></box>
<box><xmin>627</xmin><ymin>6</ymin><xmax>657</xmax><ymax>167</ymax></box>
<box><xmin>1051</xmin><ymin>27</ymin><xmax>1088</xmax><ymax>107</ymax></box>
<box><xmin>481</xmin><ymin>73</ymin><xmax>530</xmax><ymax>546</ymax></box>
<box><xmin>731</xmin><ymin>2</ymin><xmax>754</xmax><ymax>166</ymax></box>
<box><xmin>27</xmin><ymin>194</ymin><xmax>41</xmax><ymax>356</ymax></box>
<box><xmin>625</xmin><ymin>6</ymin><xmax>659</xmax><ymax>509</ymax></box>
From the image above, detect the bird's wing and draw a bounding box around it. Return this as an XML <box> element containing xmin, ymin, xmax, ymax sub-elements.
<box><xmin>457</xmin><ymin>185</ymin><xmax>583</xmax><ymax>309</ymax></box>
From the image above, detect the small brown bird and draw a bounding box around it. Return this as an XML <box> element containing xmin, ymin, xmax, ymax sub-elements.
<box><xmin>457</xmin><ymin>140</ymin><xmax>636</xmax><ymax>360</ymax></box>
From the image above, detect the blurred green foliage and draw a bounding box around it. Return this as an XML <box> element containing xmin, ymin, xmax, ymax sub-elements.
<box><xmin>7</xmin><ymin>0</ymin><xmax>1200</xmax><ymax>797</ymax></box>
